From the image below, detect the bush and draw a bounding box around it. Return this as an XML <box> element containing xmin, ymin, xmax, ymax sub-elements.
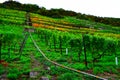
<box><xmin>71</xmin><ymin>63</ymin><xmax>86</xmax><ymax>71</ymax></box>
<box><xmin>7</xmin><ymin>68</ymin><xmax>20</xmax><ymax>79</ymax></box>
<box><xmin>7</xmin><ymin>73</ymin><xmax>18</xmax><ymax>80</ymax></box>
<box><xmin>93</xmin><ymin>67</ymin><xmax>104</xmax><ymax>74</ymax></box>
<box><xmin>50</xmin><ymin>66</ymin><xmax>59</xmax><ymax>75</ymax></box>
<box><xmin>58</xmin><ymin>73</ymin><xmax>76</xmax><ymax>80</ymax></box>
<box><xmin>103</xmin><ymin>66</ymin><xmax>118</xmax><ymax>74</ymax></box>
<box><xmin>56</xmin><ymin>57</ymin><xmax>67</xmax><ymax>62</ymax></box>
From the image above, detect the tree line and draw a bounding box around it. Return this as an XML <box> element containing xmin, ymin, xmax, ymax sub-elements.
<box><xmin>0</xmin><ymin>0</ymin><xmax>120</xmax><ymax>26</ymax></box>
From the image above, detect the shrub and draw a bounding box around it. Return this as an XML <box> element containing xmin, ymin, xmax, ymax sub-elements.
<box><xmin>56</xmin><ymin>57</ymin><xmax>67</xmax><ymax>62</ymax></box>
<box><xmin>93</xmin><ymin>67</ymin><xmax>104</xmax><ymax>74</ymax></box>
<box><xmin>7</xmin><ymin>73</ymin><xmax>18</xmax><ymax>80</ymax></box>
<box><xmin>7</xmin><ymin>68</ymin><xmax>20</xmax><ymax>79</ymax></box>
<box><xmin>72</xmin><ymin>63</ymin><xmax>86</xmax><ymax>70</ymax></box>
<box><xmin>58</xmin><ymin>73</ymin><xmax>76</xmax><ymax>80</ymax></box>
<box><xmin>103</xmin><ymin>66</ymin><xmax>118</xmax><ymax>74</ymax></box>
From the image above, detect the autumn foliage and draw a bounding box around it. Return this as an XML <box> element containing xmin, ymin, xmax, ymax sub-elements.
<box><xmin>0</xmin><ymin>60</ymin><xmax>8</xmax><ymax>67</ymax></box>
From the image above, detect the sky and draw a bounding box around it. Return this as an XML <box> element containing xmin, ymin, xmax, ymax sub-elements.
<box><xmin>0</xmin><ymin>0</ymin><xmax>120</xmax><ymax>18</ymax></box>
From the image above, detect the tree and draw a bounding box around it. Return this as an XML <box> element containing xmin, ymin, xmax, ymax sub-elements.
<box><xmin>3</xmin><ymin>1</ymin><xmax>22</xmax><ymax>9</ymax></box>
<box><xmin>22</xmin><ymin>4</ymin><xmax>39</xmax><ymax>12</ymax></box>
<box><xmin>37</xmin><ymin>7</ymin><xmax>48</xmax><ymax>16</ymax></box>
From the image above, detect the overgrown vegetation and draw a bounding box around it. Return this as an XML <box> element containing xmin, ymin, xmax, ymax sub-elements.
<box><xmin>0</xmin><ymin>6</ymin><xmax>120</xmax><ymax>80</ymax></box>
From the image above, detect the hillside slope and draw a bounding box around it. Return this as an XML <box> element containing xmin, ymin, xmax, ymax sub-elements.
<box><xmin>0</xmin><ymin>8</ymin><xmax>120</xmax><ymax>80</ymax></box>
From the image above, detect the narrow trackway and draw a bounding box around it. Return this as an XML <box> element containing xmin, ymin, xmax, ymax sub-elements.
<box><xmin>30</xmin><ymin>54</ymin><xmax>41</xmax><ymax>79</ymax></box>
<box><xmin>30</xmin><ymin>54</ymin><xmax>41</xmax><ymax>70</ymax></box>
<box><xmin>30</xmin><ymin>53</ymin><xmax>56</xmax><ymax>80</ymax></box>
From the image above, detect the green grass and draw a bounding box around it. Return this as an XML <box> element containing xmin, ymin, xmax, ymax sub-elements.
<box><xmin>0</xmin><ymin>8</ymin><xmax>120</xmax><ymax>79</ymax></box>
<box><xmin>0</xmin><ymin>8</ymin><xmax>26</xmax><ymax>18</ymax></box>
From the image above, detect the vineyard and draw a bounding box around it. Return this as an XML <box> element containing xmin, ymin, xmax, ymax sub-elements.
<box><xmin>0</xmin><ymin>8</ymin><xmax>120</xmax><ymax>80</ymax></box>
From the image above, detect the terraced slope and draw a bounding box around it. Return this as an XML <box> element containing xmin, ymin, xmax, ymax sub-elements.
<box><xmin>31</xmin><ymin>13</ymin><xmax>120</xmax><ymax>39</ymax></box>
<box><xmin>0</xmin><ymin>8</ymin><xmax>120</xmax><ymax>80</ymax></box>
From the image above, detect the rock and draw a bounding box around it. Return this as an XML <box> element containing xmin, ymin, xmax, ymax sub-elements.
<box><xmin>30</xmin><ymin>71</ymin><xmax>39</xmax><ymax>78</ymax></box>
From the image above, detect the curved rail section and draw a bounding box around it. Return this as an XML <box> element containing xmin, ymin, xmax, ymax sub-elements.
<box><xmin>29</xmin><ymin>32</ymin><xmax>107</xmax><ymax>80</ymax></box>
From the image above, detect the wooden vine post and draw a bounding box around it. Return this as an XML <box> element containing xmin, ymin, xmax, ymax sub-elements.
<box><xmin>53</xmin><ymin>36</ymin><xmax>57</xmax><ymax>51</ymax></box>
<box><xmin>8</xmin><ymin>46</ymin><xmax>11</xmax><ymax>59</ymax></box>
<box><xmin>78</xmin><ymin>40</ymin><xmax>82</xmax><ymax>62</ymax></box>
<box><xmin>0</xmin><ymin>34</ymin><xmax>2</xmax><ymax>61</ymax></box>
<box><xmin>59</xmin><ymin>36</ymin><xmax>62</xmax><ymax>55</ymax></box>
<box><xmin>82</xmin><ymin>34</ymin><xmax>88</xmax><ymax>67</ymax></box>
<box><xmin>44</xmin><ymin>34</ymin><xmax>48</xmax><ymax>46</ymax></box>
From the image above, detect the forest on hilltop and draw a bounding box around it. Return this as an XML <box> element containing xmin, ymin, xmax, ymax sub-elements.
<box><xmin>0</xmin><ymin>0</ymin><xmax>120</xmax><ymax>27</ymax></box>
